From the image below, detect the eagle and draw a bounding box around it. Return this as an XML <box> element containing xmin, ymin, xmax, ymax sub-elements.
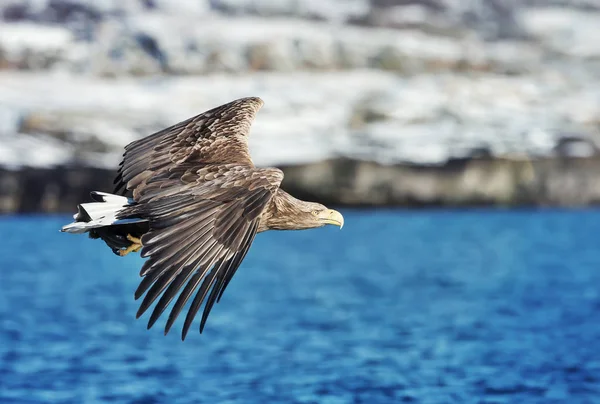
<box><xmin>61</xmin><ymin>97</ymin><xmax>344</xmax><ymax>340</ymax></box>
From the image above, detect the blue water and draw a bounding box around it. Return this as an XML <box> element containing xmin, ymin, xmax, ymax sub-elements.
<box><xmin>1</xmin><ymin>210</ymin><xmax>600</xmax><ymax>403</ymax></box>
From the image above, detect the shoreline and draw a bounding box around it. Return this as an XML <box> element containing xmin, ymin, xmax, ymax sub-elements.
<box><xmin>2</xmin><ymin>156</ymin><xmax>599</xmax><ymax>214</ymax></box>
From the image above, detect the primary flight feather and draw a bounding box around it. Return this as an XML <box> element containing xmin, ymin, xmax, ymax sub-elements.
<box><xmin>62</xmin><ymin>97</ymin><xmax>344</xmax><ymax>340</ymax></box>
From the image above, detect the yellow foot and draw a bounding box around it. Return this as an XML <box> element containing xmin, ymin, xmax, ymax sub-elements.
<box><xmin>126</xmin><ymin>234</ymin><xmax>142</xmax><ymax>244</ymax></box>
<box><xmin>119</xmin><ymin>234</ymin><xmax>143</xmax><ymax>257</ymax></box>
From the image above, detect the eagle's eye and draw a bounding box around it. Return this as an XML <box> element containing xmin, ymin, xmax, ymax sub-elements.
<box><xmin>311</xmin><ymin>210</ymin><xmax>318</xmax><ymax>216</ymax></box>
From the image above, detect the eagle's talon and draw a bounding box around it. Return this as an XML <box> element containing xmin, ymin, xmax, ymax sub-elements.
<box><xmin>119</xmin><ymin>234</ymin><xmax>142</xmax><ymax>257</ymax></box>
<box><xmin>127</xmin><ymin>234</ymin><xmax>142</xmax><ymax>244</ymax></box>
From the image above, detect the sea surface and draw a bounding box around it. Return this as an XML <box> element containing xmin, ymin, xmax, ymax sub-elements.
<box><xmin>1</xmin><ymin>210</ymin><xmax>600</xmax><ymax>403</ymax></box>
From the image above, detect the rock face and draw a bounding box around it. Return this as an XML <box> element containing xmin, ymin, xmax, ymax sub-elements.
<box><xmin>1</xmin><ymin>0</ymin><xmax>600</xmax><ymax>209</ymax></box>
<box><xmin>0</xmin><ymin>166</ymin><xmax>115</xmax><ymax>213</ymax></box>
<box><xmin>282</xmin><ymin>157</ymin><xmax>600</xmax><ymax>207</ymax></box>
<box><xmin>3</xmin><ymin>157</ymin><xmax>600</xmax><ymax>214</ymax></box>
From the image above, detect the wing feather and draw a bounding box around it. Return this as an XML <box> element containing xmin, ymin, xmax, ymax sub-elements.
<box><xmin>114</xmin><ymin>97</ymin><xmax>264</xmax><ymax>195</ymax></box>
<box><xmin>122</xmin><ymin>166</ymin><xmax>284</xmax><ymax>338</ymax></box>
<box><xmin>145</xmin><ymin>244</ymin><xmax>226</xmax><ymax>328</ymax></box>
<box><xmin>164</xmin><ymin>271</ymin><xmax>203</xmax><ymax>336</ymax></box>
<box><xmin>182</xmin><ymin>261</ymin><xmax>222</xmax><ymax>340</ymax></box>
<box><xmin>217</xmin><ymin>223</ymin><xmax>258</xmax><ymax>303</ymax></box>
<box><xmin>109</xmin><ymin>97</ymin><xmax>287</xmax><ymax>338</ymax></box>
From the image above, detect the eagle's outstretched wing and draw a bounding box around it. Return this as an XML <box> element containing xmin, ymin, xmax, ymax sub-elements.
<box><xmin>123</xmin><ymin>165</ymin><xmax>283</xmax><ymax>339</ymax></box>
<box><xmin>113</xmin><ymin>96</ymin><xmax>264</xmax><ymax>197</ymax></box>
<box><xmin>113</xmin><ymin>97</ymin><xmax>282</xmax><ymax>339</ymax></box>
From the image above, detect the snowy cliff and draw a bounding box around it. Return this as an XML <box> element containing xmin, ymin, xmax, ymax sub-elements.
<box><xmin>1</xmin><ymin>0</ymin><xmax>599</xmax><ymax>210</ymax></box>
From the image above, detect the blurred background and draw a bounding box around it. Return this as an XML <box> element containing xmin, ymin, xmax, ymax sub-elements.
<box><xmin>1</xmin><ymin>0</ymin><xmax>600</xmax><ymax>211</ymax></box>
<box><xmin>2</xmin><ymin>1</ymin><xmax>600</xmax><ymax>403</ymax></box>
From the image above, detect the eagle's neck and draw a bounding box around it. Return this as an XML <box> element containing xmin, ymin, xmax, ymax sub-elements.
<box><xmin>258</xmin><ymin>190</ymin><xmax>311</xmax><ymax>232</ymax></box>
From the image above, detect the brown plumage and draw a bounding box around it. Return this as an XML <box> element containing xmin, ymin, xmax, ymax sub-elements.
<box><xmin>62</xmin><ymin>97</ymin><xmax>344</xmax><ymax>340</ymax></box>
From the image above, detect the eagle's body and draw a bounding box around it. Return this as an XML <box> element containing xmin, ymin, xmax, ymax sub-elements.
<box><xmin>62</xmin><ymin>97</ymin><xmax>343</xmax><ymax>340</ymax></box>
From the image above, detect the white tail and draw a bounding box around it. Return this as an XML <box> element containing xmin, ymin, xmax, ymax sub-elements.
<box><xmin>61</xmin><ymin>191</ymin><xmax>144</xmax><ymax>234</ymax></box>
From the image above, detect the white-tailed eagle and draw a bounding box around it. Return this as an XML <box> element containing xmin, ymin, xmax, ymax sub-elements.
<box><xmin>62</xmin><ymin>97</ymin><xmax>344</xmax><ymax>340</ymax></box>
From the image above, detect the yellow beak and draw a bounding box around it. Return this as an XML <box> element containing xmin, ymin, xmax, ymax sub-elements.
<box><xmin>318</xmin><ymin>209</ymin><xmax>344</xmax><ymax>229</ymax></box>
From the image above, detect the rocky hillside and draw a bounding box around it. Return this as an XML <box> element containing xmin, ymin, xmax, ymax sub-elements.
<box><xmin>4</xmin><ymin>157</ymin><xmax>600</xmax><ymax>214</ymax></box>
<box><xmin>1</xmin><ymin>0</ymin><xmax>599</xmax><ymax>212</ymax></box>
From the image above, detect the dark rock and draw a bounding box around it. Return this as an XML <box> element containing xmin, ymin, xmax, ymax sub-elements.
<box><xmin>281</xmin><ymin>157</ymin><xmax>600</xmax><ymax>207</ymax></box>
<box><xmin>4</xmin><ymin>157</ymin><xmax>600</xmax><ymax>214</ymax></box>
<box><xmin>351</xmin><ymin>0</ymin><xmax>526</xmax><ymax>40</ymax></box>
<box><xmin>0</xmin><ymin>166</ymin><xmax>114</xmax><ymax>214</ymax></box>
<box><xmin>134</xmin><ymin>33</ymin><xmax>168</xmax><ymax>72</ymax></box>
<box><xmin>554</xmin><ymin>135</ymin><xmax>598</xmax><ymax>158</ymax></box>
<box><xmin>2</xmin><ymin>2</ymin><xmax>28</xmax><ymax>21</ymax></box>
